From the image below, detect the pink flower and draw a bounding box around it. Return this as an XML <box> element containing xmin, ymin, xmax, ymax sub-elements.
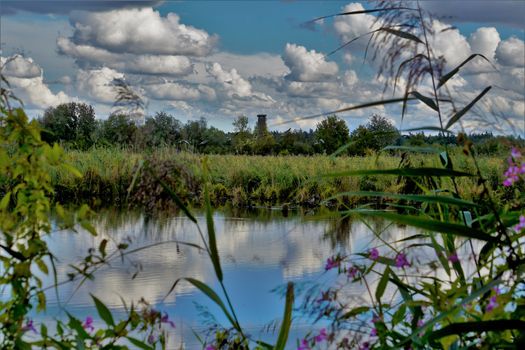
<box><xmin>348</xmin><ymin>266</ymin><xmax>359</xmax><ymax>279</ymax></box>
<box><xmin>298</xmin><ymin>339</ymin><xmax>311</xmax><ymax>350</ymax></box>
<box><xmin>370</xmin><ymin>328</ymin><xmax>377</xmax><ymax>337</ymax></box>
<box><xmin>395</xmin><ymin>252</ymin><xmax>410</xmax><ymax>268</ymax></box>
<box><xmin>447</xmin><ymin>252</ymin><xmax>459</xmax><ymax>263</ymax></box>
<box><xmin>417</xmin><ymin>319</ymin><xmax>424</xmax><ymax>327</ymax></box>
<box><xmin>513</xmin><ymin>215</ymin><xmax>525</xmax><ymax>233</ymax></box>
<box><xmin>325</xmin><ymin>257</ymin><xmax>339</xmax><ymax>271</ymax></box>
<box><xmin>314</xmin><ymin>328</ymin><xmax>328</xmax><ymax>342</ymax></box>
<box><xmin>486</xmin><ymin>296</ymin><xmax>498</xmax><ymax>312</ymax></box>
<box><xmin>82</xmin><ymin>316</ymin><xmax>94</xmax><ymax>332</ymax></box>
<box><xmin>369</xmin><ymin>248</ymin><xmax>379</xmax><ymax>260</ymax></box>
<box><xmin>511</xmin><ymin>147</ymin><xmax>521</xmax><ymax>159</ymax></box>
<box><xmin>22</xmin><ymin>319</ymin><xmax>37</xmax><ymax>333</ymax></box>
<box><xmin>359</xmin><ymin>341</ymin><xmax>371</xmax><ymax>350</ymax></box>
<box><xmin>161</xmin><ymin>313</ymin><xmax>176</xmax><ymax>328</ymax></box>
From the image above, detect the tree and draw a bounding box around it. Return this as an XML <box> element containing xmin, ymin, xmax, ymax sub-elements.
<box><xmin>140</xmin><ymin>111</ymin><xmax>182</xmax><ymax>148</ymax></box>
<box><xmin>348</xmin><ymin>114</ymin><xmax>399</xmax><ymax>155</ymax></box>
<box><xmin>102</xmin><ymin>114</ymin><xmax>137</xmax><ymax>145</ymax></box>
<box><xmin>39</xmin><ymin>102</ymin><xmax>97</xmax><ymax>149</ymax></box>
<box><xmin>232</xmin><ymin>115</ymin><xmax>252</xmax><ymax>154</ymax></box>
<box><xmin>314</xmin><ymin>115</ymin><xmax>350</xmax><ymax>154</ymax></box>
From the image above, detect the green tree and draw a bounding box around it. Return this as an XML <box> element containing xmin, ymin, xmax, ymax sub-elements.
<box><xmin>232</xmin><ymin>115</ymin><xmax>252</xmax><ymax>154</ymax></box>
<box><xmin>102</xmin><ymin>114</ymin><xmax>137</xmax><ymax>146</ymax></box>
<box><xmin>314</xmin><ymin>115</ymin><xmax>350</xmax><ymax>154</ymax></box>
<box><xmin>39</xmin><ymin>102</ymin><xmax>97</xmax><ymax>149</ymax></box>
<box><xmin>349</xmin><ymin>114</ymin><xmax>399</xmax><ymax>155</ymax></box>
<box><xmin>140</xmin><ymin>111</ymin><xmax>182</xmax><ymax>148</ymax></box>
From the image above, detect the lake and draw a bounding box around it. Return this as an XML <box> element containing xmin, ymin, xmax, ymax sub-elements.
<box><xmin>29</xmin><ymin>207</ymin><xmax>428</xmax><ymax>349</ymax></box>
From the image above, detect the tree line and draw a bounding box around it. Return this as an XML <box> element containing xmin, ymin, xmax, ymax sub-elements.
<box><xmin>38</xmin><ymin>102</ymin><xmax>521</xmax><ymax>155</ymax></box>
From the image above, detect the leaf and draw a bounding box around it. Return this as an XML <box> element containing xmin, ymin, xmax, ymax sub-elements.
<box><xmin>91</xmin><ymin>294</ymin><xmax>115</xmax><ymax>326</ymax></box>
<box><xmin>428</xmin><ymin>320</ymin><xmax>525</xmax><ymax>343</ymax></box>
<box><xmin>67</xmin><ymin>313</ymin><xmax>90</xmax><ymax>340</ymax></box>
<box><xmin>342</xmin><ymin>306</ymin><xmax>370</xmax><ymax>319</ymax></box>
<box><xmin>401</xmin><ymin>126</ymin><xmax>454</xmax><ymax>134</ymax></box>
<box><xmin>0</xmin><ymin>191</ymin><xmax>11</xmax><ymax>209</ymax></box>
<box><xmin>203</xmin><ymin>159</ymin><xmax>223</xmax><ymax>282</ymax></box>
<box><xmin>126</xmin><ymin>337</ymin><xmax>154</xmax><ymax>350</ymax></box>
<box><xmin>324</xmin><ymin>168</ymin><xmax>474</xmax><ymax>178</ymax></box>
<box><xmin>275</xmin><ymin>282</ymin><xmax>294</xmax><ymax>350</ymax></box>
<box><xmin>274</xmin><ymin>97</ymin><xmax>415</xmax><ymax>126</ymax></box>
<box><xmin>381</xmin><ymin>28</ymin><xmax>423</xmax><ymax>44</ymax></box>
<box><xmin>445</xmin><ymin>86</ymin><xmax>491</xmax><ymax>129</ymax></box>
<box><xmin>382</xmin><ymin>145</ymin><xmax>440</xmax><ymax>154</ymax></box>
<box><xmin>99</xmin><ymin>239</ymin><xmax>108</xmax><ymax>258</ymax></box>
<box><xmin>310</xmin><ymin>7</ymin><xmax>416</xmax><ymax>23</ymax></box>
<box><xmin>61</xmin><ymin>163</ymin><xmax>82</xmax><ymax>178</ymax></box>
<box><xmin>326</xmin><ymin>191</ymin><xmax>480</xmax><ymax>208</ymax></box>
<box><xmin>350</xmin><ymin>210</ymin><xmax>498</xmax><ymax>242</ymax></box>
<box><xmin>438</xmin><ymin>54</ymin><xmax>491</xmax><ymax>88</ymax></box>
<box><xmin>126</xmin><ymin>159</ymin><xmax>143</xmax><ymax>203</ymax></box>
<box><xmin>410</xmin><ymin>91</ymin><xmax>438</xmax><ymax>111</ymax></box>
<box><xmin>376</xmin><ymin>266</ymin><xmax>391</xmax><ymax>300</ymax></box>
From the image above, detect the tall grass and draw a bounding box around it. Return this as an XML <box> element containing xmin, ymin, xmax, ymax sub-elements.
<box><xmin>50</xmin><ymin>146</ymin><xmax>508</xmax><ymax>209</ymax></box>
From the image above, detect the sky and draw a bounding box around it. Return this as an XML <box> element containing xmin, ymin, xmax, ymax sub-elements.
<box><xmin>1</xmin><ymin>0</ymin><xmax>524</xmax><ymax>135</ymax></box>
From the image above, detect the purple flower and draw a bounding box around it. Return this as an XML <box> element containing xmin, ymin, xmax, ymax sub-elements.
<box><xmin>511</xmin><ymin>147</ymin><xmax>522</xmax><ymax>159</ymax></box>
<box><xmin>161</xmin><ymin>313</ymin><xmax>176</xmax><ymax>328</ymax></box>
<box><xmin>369</xmin><ymin>248</ymin><xmax>379</xmax><ymax>260</ymax></box>
<box><xmin>314</xmin><ymin>328</ymin><xmax>327</xmax><ymax>342</ymax></box>
<box><xmin>486</xmin><ymin>296</ymin><xmax>498</xmax><ymax>312</ymax></box>
<box><xmin>205</xmin><ymin>346</ymin><xmax>217</xmax><ymax>350</ymax></box>
<box><xmin>82</xmin><ymin>316</ymin><xmax>94</xmax><ymax>332</ymax></box>
<box><xmin>359</xmin><ymin>341</ymin><xmax>371</xmax><ymax>350</ymax></box>
<box><xmin>372</xmin><ymin>314</ymin><xmax>381</xmax><ymax>323</ymax></box>
<box><xmin>298</xmin><ymin>339</ymin><xmax>311</xmax><ymax>350</ymax></box>
<box><xmin>370</xmin><ymin>328</ymin><xmax>377</xmax><ymax>337</ymax></box>
<box><xmin>325</xmin><ymin>257</ymin><xmax>339</xmax><ymax>271</ymax></box>
<box><xmin>147</xmin><ymin>333</ymin><xmax>157</xmax><ymax>344</ymax></box>
<box><xmin>417</xmin><ymin>318</ymin><xmax>425</xmax><ymax>327</ymax></box>
<box><xmin>513</xmin><ymin>215</ymin><xmax>525</xmax><ymax>233</ymax></box>
<box><xmin>447</xmin><ymin>252</ymin><xmax>459</xmax><ymax>263</ymax></box>
<box><xmin>21</xmin><ymin>319</ymin><xmax>37</xmax><ymax>333</ymax></box>
<box><xmin>395</xmin><ymin>252</ymin><xmax>410</xmax><ymax>268</ymax></box>
<box><xmin>348</xmin><ymin>266</ymin><xmax>359</xmax><ymax>279</ymax></box>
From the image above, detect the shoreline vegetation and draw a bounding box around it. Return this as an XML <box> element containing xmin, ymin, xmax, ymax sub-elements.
<box><xmin>50</xmin><ymin>147</ymin><xmax>510</xmax><ymax>210</ymax></box>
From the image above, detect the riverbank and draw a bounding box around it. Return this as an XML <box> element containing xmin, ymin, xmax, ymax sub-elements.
<box><xmin>49</xmin><ymin>147</ymin><xmax>506</xmax><ymax>210</ymax></box>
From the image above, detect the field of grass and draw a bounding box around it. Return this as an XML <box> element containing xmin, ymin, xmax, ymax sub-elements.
<box><xmin>50</xmin><ymin>147</ymin><xmax>508</xmax><ymax>209</ymax></box>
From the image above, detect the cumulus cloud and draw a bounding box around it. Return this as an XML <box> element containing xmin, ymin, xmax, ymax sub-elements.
<box><xmin>468</xmin><ymin>27</ymin><xmax>501</xmax><ymax>60</ymax></box>
<box><xmin>333</xmin><ymin>3</ymin><xmax>377</xmax><ymax>45</ymax></box>
<box><xmin>67</xmin><ymin>8</ymin><xmax>216</xmax><ymax>56</ymax></box>
<box><xmin>496</xmin><ymin>37</ymin><xmax>525</xmax><ymax>67</ymax></box>
<box><xmin>145</xmin><ymin>82</ymin><xmax>216</xmax><ymax>101</ymax></box>
<box><xmin>282</xmin><ymin>43</ymin><xmax>339</xmax><ymax>82</ymax></box>
<box><xmin>76</xmin><ymin>67</ymin><xmax>124</xmax><ymax>103</ymax></box>
<box><xmin>1</xmin><ymin>55</ymin><xmax>70</xmax><ymax>108</ymax></box>
<box><xmin>1</xmin><ymin>1</ymin><xmax>163</xmax><ymax>15</ymax></box>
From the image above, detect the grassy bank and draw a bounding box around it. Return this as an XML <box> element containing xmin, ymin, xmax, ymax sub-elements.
<box><xmin>49</xmin><ymin>147</ymin><xmax>508</xmax><ymax>209</ymax></box>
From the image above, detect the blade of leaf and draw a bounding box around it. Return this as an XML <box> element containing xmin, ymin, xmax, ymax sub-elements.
<box><xmin>445</xmin><ymin>86</ymin><xmax>491</xmax><ymax>129</ymax></box>
<box><xmin>376</xmin><ymin>266</ymin><xmax>391</xmax><ymax>300</ymax></box>
<box><xmin>203</xmin><ymin>158</ymin><xmax>223</xmax><ymax>282</ymax></box>
<box><xmin>410</xmin><ymin>91</ymin><xmax>438</xmax><ymax>111</ymax></box>
<box><xmin>381</xmin><ymin>28</ymin><xmax>423</xmax><ymax>44</ymax></box>
<box><xmin>91</xmin><ymin>294</ymin><xmax>115</xmax><ymax>326</ymax></box>
<box><xmin>438</xmin><ymin>54</ymin><xmax>491</xmax><ymax>88</ymax></box>
<box><xmin>275</xmin><ymin>282</ymin><xmax>294</xmax><ymax>350</ymax></box>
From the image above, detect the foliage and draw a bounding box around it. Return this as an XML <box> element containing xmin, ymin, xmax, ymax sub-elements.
<box><xmin>348</xmin><ymin>114</ymin><xmax>400</xmax><ymax>155</ymax></box>
<box><xmin>314</xmin><ymin>115</ymin><xmax>351</xmax><ymax>154</ymax></box>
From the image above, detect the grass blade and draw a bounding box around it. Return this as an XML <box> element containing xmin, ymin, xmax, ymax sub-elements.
<box><xmin>324</xmin><ymin>168</ymin><xmax>474</xmax><ymax>178</ymax></box>
<box><xmin>91</xmin><ymin>295</ymin><xmax>114</xmax><ymax>326</ymax></box>
<box><xmin>445</xmin><ymin>86</ymin><xmax>491</xmax><ymax>129</ymax></box>
<box><xmin>203</xmin><ymin>158</ymin><xmax>223</xmax><ymax>282</ymax></box>
<box><xmin>381</xmin><ymin>28</ymin><xmax>423</xmax><ymax>44</ymax></box>
<box><xmin>438</xmin><ymin>54</ymin><xmax>491</xmax><ymax>88</ymax></box>
<box><xmin>376</xmin><ymin>266</ymin><xmax>391</xmax><ymax>300</ymax></box>
<box><xmin>410</xmin><ymin>91</ymin><xmax>438</xmax><ymax>111</ymax></box>
<box><xmin>350</xmin><ymin>210</ymin><xmax>498</xmax><ymax>242</ymax></box>
<box><xmin>275</xmin><ymin>282</ymin><xmax>294</xmax><ymax>350</ymax></box>
<box><xmin>382</xmin><ymin>145</ymin><xmax>441</xmax><ymax>153</ymax></box>
<box><xmin>428</xmin><ymin>320</ymin><xmax>525</xmax><ymax>343</ymax></box>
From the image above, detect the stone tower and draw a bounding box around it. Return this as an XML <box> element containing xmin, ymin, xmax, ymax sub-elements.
<box><xmin>256</xmin><ymin>114</ymin><xmax>268</xmax><ymax>138</ymax></box>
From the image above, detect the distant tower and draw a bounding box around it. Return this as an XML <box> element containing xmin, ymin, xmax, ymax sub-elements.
<box><xmin>256</xmin><ymin>114</ymin><xmax>268</xmax><ymax>138</ymax></box>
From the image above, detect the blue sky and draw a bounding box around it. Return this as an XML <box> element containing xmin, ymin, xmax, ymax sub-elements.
<box><xmin>1</xmin><ymin>1</ymin><xmax>524</xmax><ymax>134</ymax></box>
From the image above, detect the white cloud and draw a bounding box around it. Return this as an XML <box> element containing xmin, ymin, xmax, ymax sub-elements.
<box><xmin>145</xmin><ymin>82</ymin><xmax>216</xmax><ymax>101</ymax></box>
<box><xmin>496</xmin><ymin>37</ymin><xmax>525</xmax><ymax>67</ymax></box>
<box><xmin>0</xmin><ymin>54</ymin><xmax>41</xmax><ymax>78</ymax></box>
<box><xmin>76</xmin><ymin>67</ymin><xmax>124</xmax><ymax>103</ymax></box>
<box><xmin>204</xmin><ymin>52</ymin><xmax>289</xmax><ymax>78</ymax></box>
<box><xmin>68</xmin><ymin>8</ymin><xmax>216</xmax><ymax>56</ymax></box>
<box><xmin>430</xmin><ymin>20</ymin><xmax>472</xmax><ymax>69</ymax></box>
<box><xmin>1</xmin><ymin>54</ymin><xmax>71</xmax><ymax>108</ymax></box>
<box><xmin>468</xmin><ymin>27</ymin><xmax>501</xmax><ymax>60</ymax></box>
<box><xmin>333</xmin><ymin>3</ymin><xmax>377</xmax><ymax>44</ymax></box>
<box><xmin>282</xmin><ymin>43</ymin><xmax>339</xmax><ymax>82</ymax></box>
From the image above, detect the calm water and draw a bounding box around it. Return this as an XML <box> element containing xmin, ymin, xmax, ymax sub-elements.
<box><xmin>27</xmin><ymin>207</ymin><xmax>426</xmax><ymax>348</ymax></box>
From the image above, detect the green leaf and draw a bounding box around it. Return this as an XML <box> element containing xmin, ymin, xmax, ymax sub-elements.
<box><xmin>401</xmin><ymin>126</ymin><xmax>454</xmax><ymax>134</ymax></box>
<box><xmin>126</xmin><ymin>337</ymin><xmax>154</xmax><ymax>350</ymax></box>
<box><xmin>349</xmin><ymin>210</ymin><xmax>497</xmax><ymax>242</ymax></box>
<box><xmin>275</xmin><ymin>282</ymin><xmax>294</xmax><ymax>350</ymax></box>
<box><xmin>382</xmin><ymin>145</ymin><xmax>440</xmax><ymax>154</ymax></box>
<box><xmin>203</xmin><ymin>158</ymin><xmax>223</xmax><ymax>282</ymax></box>
<box><xmin>310</xmin><ymin>7</ymin><xmax>416</xmax><ymax>23</ymax></box>
<box><xmin>438</xmin><ymin>54</ymin><xmax>491</xmax><ymax>88</ymax></box>
<box><xmin>67</xmin><ymin>313</ymin><xmax>90</xmax><ymax>340</ymax></box>
<box><xmin>445</xmin><ymin>86</ymin><xmax>491</xmax><ymax>129</ymax></box>
<box><xmin>410</xmin><ymin>91</ymin><xmax>438</xmax><ymax>111</ymax></box>
<box><xmin>430</xmin><ymin>235</ymin><xmax>450</xmax><ymax>276</ymax></box>
<box><xmin>381</xmin><ymin>28</ymin><xmax>423</xmax><ymax>44</ymax></box>
<box><xmin>325</xmin><ymin>168</ymin><xmax>474</xmax><ymax>178</ymax></box>
<box><xmin>376</xmin><ymin>266</ymin><xmax>391</xmax><ymax>300</ymax></box>
<box><xmin>341</xmin><ymin>306</ymin><xmax>370</xmax><ymax>319</ymax></box>
<box><xmin>326</xmin><ymin>191</ymin><xmax>480</xmax><ymax>208</ymax></box>
<box><xmin>0</xmin><ymin>191</ymin><xmax>11</xmax><ymax>209</ymax></box>
<box><xmin>428</xmin><ymin>320</ymin><xmax>525</xmax><ymax>343</ymax></box>
<box><xmin>91</xmin><ymin>294</ymin><xmax>115</xmax><ymax>326</ymax></box>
